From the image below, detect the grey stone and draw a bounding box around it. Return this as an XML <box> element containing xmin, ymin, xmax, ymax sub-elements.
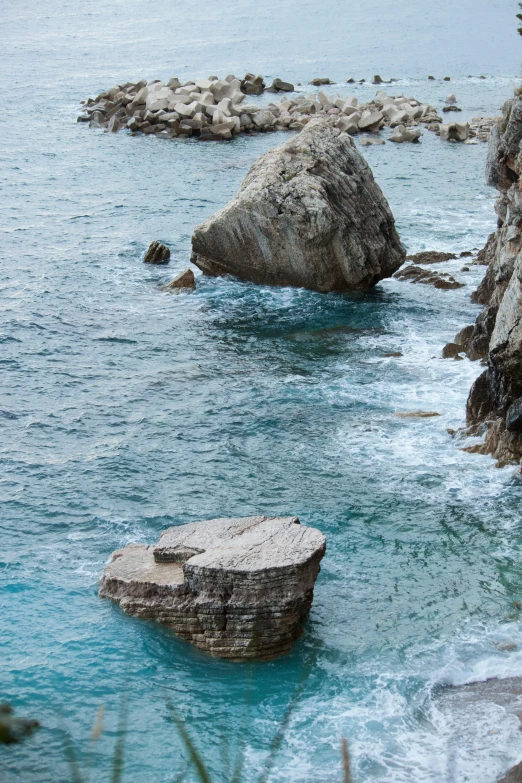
<box><xmin>440</xmin><ymin>122</ymin><xmax>469</xmax><ymax>142</ymax></box>
<box><xmin>191</xmin><ymin>117</ymin><xmax>405</xmax><ymax>293</ymax></box>
<box><xmin>310</xmin><ymin>77</ymin><xmax>332</xmax><ymax>86</ymax></box>
<box><xmin>506</xmin><ymin>398</ymin><xmax>522</xmax><ymax>432</ymax></box>
<box><xmin>99</xmin><ymin>515</ymin><xmax>326</xmax><ymax>660</ymax></box>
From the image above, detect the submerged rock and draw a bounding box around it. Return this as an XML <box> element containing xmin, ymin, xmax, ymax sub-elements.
<box><xmin>191</xmin><ymin>118</ymin><xmax>405</xmax><ymax>293</ymax></box>
<box><xmin>99</xmin><ymin>515</ymin><xmax>326</xmax><ymax>661</ymax></box>
<box><xmin>143</xmin><ymin>241</ymin><xmax>170</xmax><ymax>264</ymax></box>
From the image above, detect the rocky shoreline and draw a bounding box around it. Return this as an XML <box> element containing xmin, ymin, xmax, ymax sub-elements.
<box><xmin>441</xmin><ymin>87</ymin><xmax>522</xmax><ymax>464</ymax></box>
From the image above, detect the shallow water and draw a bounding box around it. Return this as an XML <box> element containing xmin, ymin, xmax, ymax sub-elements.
<box><xmin>2</xmin><ymin>1</ymin><xmax>522</xmax><ymax>781</ymax></box>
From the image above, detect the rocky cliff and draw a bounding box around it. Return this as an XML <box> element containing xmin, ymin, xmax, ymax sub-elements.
<box><xmin>100</xmin><ymin>515</ymin><xmax>326</xmax><ymax>661</ymax></box>
<box><xmin>191</xmin><ymin>117</ymin><xmax>405</xmax><ymax>293</ymax></box>
<box><xmin>465</xmin><ymin>88</ymin><xmax>522</xmax><ymax>462</ymax></box>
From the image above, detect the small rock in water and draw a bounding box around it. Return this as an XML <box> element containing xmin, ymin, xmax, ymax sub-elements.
<box><xmin>442</xmin><ymin>105</ymin><xmax>462</xmax><ymax>113</ymax></box>
<box><xmin>442</xmin><ymin>342</ymin><xmax>463</xmax><ymax>359</ymax></box>
<box><xmin>383</xmin><ymin>351</ymin><xmax>403</xmax><ymax>357</ymax></box>
<box><xmin>445</xmin><ymin>93</ymin><xmax>457</xmax><ymax>104</ymax></box>
<box><xmin>428</xmin><ymin>75</ymin><xmax>435</xmax><ymax>80</ymax></box>
<box><xmin>395</xmin><ymin>411</ymin><xmax>441</xmax><ymax>418</ymax></box>
<box><xmin>496</xmin><ymin>641</ymin><xmax>517</xmax><ymax>652</ymax></box>
<box><xmin>372</xmin><ymin>74</ymin><xmax>384</xmax><ymax>84</ymax></box>
<box><xmin>394</xmin><ymin>264</ymin><xmax>465</xmax><ymax>289</ymax></box>
<box><xmin>164</xmin><ymin>268</ymin><xmax>195</xmax><ymax>292</ymax></box>
<box><xmin>310</xmin><ymin>77</ymin><xmax>332</xmax><ymax>86</ymax></box>
<box><xmin>443</xmin><ymin>76</ymin><xmax>451</xmax><ymax>81</ymax></box>
<box><xmin>271</xmin><ymin>78</ymin><xmax>294</xmax><ymax>92</ymax></box>
<box><xmin>143</xmin><ymin>241</ymin><xmax>170</xmax><ymax>264</ymax></box>
<box><xmin>359</xmin><ymin>137</ymin><xmax>385</xmax><ymax>146</ymax></box>
<box><xmin>439</xmin><ymin>121</ymin><xmax>469</xmax><ymax>141</ymax></box>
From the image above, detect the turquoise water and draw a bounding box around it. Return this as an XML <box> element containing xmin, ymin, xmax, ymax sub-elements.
<box><xmin>2</xmin><ymin>1</ymin><xmax>522</xmax><ymax>781</ymax></box>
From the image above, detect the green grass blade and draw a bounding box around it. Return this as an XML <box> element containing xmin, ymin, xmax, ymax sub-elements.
<box><xmin>257</xmin><ymin>668</ymin><xmax>311</xmax><ymax>783</ymax></box>
<box><xmin>165</xmin><ymin>697</ymin><xmax>213</xmax><ymax>783</ymax></box>
<box><xmin>110</xmin><ymin>693</ymin><xmax>128</xmax><ymax>783</ymax></box>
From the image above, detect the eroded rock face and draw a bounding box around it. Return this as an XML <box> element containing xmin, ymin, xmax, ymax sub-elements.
<box><xmin>99</xmin><ymin>515</ymin><xmax>326</xmax><ymax>661</ymax></box>
<box><xmin>464</xmin><ymin>90</ymin><xmax>522</xmax><ymax>461</ymax></box>
<box><xmin>191</xmin><ymin>118</ymin><xmax>405</xmax><ymax>293</ymax></box>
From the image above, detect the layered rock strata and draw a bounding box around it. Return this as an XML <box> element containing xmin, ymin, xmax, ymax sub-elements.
<box><xmin>190</xmin><ymin>118</ymin><xmax>405</xmax><ymax>293</ymax></box>
<box><xmin>455</xmin><ymin>90</ymin><xmax>522</xmax><ymax>461</ymax></box>
<box><xmin>99</xmin><ymin>515</ymin><xmax>326</xmax><ymax>661</ymax></box>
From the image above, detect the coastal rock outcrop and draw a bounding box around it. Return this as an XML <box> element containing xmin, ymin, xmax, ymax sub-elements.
<box><xmin>190</xmin><ymin>118</ymin><xmax>405</xmax><ymax>292</ymax></box>
<box><xmin>99</xmin><ymin>515</ymin><xmax>326</xmax><ymax>661</ymax></box>
<box><xmin>394</xmin><ymin>264</ymin><xmax>464</xmax><ymax>290</ymax></box>
<box><xmin>462</xmin><ymin>90</ymin><xmax>522</xmax><ymax>461</ymax></box>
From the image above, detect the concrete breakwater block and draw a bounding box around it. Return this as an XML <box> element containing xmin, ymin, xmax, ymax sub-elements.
<box><xmin>99</xmin><ymin>515</ymin><xmax>326</xmax><ymax>661</ymax></box>
<box><xmin>77</xmin><ymin>75</ymin><xmax>454</xmax><ymax>143</ymax></box>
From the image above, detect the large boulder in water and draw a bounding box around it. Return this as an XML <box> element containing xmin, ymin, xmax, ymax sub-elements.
<box><xmin>190</xmin><ymin>118</ymin><xmax>405</xmax><ymax>293</ymax></box>
<box><xmin>99</xmin><ymin>515</ymin><xmax>326</xmax><ymax>661</ymax></box>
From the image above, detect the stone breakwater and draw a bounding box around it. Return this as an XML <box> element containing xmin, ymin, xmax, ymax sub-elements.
<box><xmin>191</xmin><ymin>117</ymin><xmax>405</xmax><ymax>293</ymax></box>
<box><xmin>99</xmin><ymin>515</ymin><xmax>326</xmax><ymax>661</ymax></box>
<box><xmin>443</xmin><ymin>88</ymin><xmax>522</xmax><ymax>463</ymax></box>
<box><xmin>78</xmin><ymin>73</ymin><xmax>493</xmax><ymax>143</ymax></box>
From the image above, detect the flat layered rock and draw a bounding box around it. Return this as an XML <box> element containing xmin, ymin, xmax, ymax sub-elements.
<box><xmin>100</xmin><ymin>515</ymin><xmax>326</xmax><ymax>661</ymax></box>
<box><xmin>191</xmin><ymin>118</ymin><xmax>405</xmax><ymax>293</ymax></box>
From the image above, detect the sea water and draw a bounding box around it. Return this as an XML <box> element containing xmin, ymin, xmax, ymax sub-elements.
<box><xmin>2</xmin><ymin>1</ymin><xmax>522</xmax><ymax>781</ymax></box>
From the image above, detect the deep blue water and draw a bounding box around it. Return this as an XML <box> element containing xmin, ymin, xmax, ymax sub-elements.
<box><xmin>2</xmin><ymin>1</ymin><xmax>522</xmax><ymax>781</ymax></box>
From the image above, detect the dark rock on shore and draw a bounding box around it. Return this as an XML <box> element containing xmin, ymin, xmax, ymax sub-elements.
<box><xmin>191</xmin><ymin>118</ymin><xmax>405</xmax><ymax>293</ymax></box>
<box><xmin>310</xmin><ymin>77</ymin><xmax>333</xmax><ymax>86</ymax></box>
<box><xmin>99</xmin><ymin>515</ymin><xmax>326</xmax><ymax>661</ymax></box>
<box><xmin>143</xmin><ymin>241</ymin><xmax>170</xmax><ymax>264</ymax></box>
<box><xmin>271</xmin><ymin>78</ymin><xmax>294</xmax><ymax>92</ymax></box>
